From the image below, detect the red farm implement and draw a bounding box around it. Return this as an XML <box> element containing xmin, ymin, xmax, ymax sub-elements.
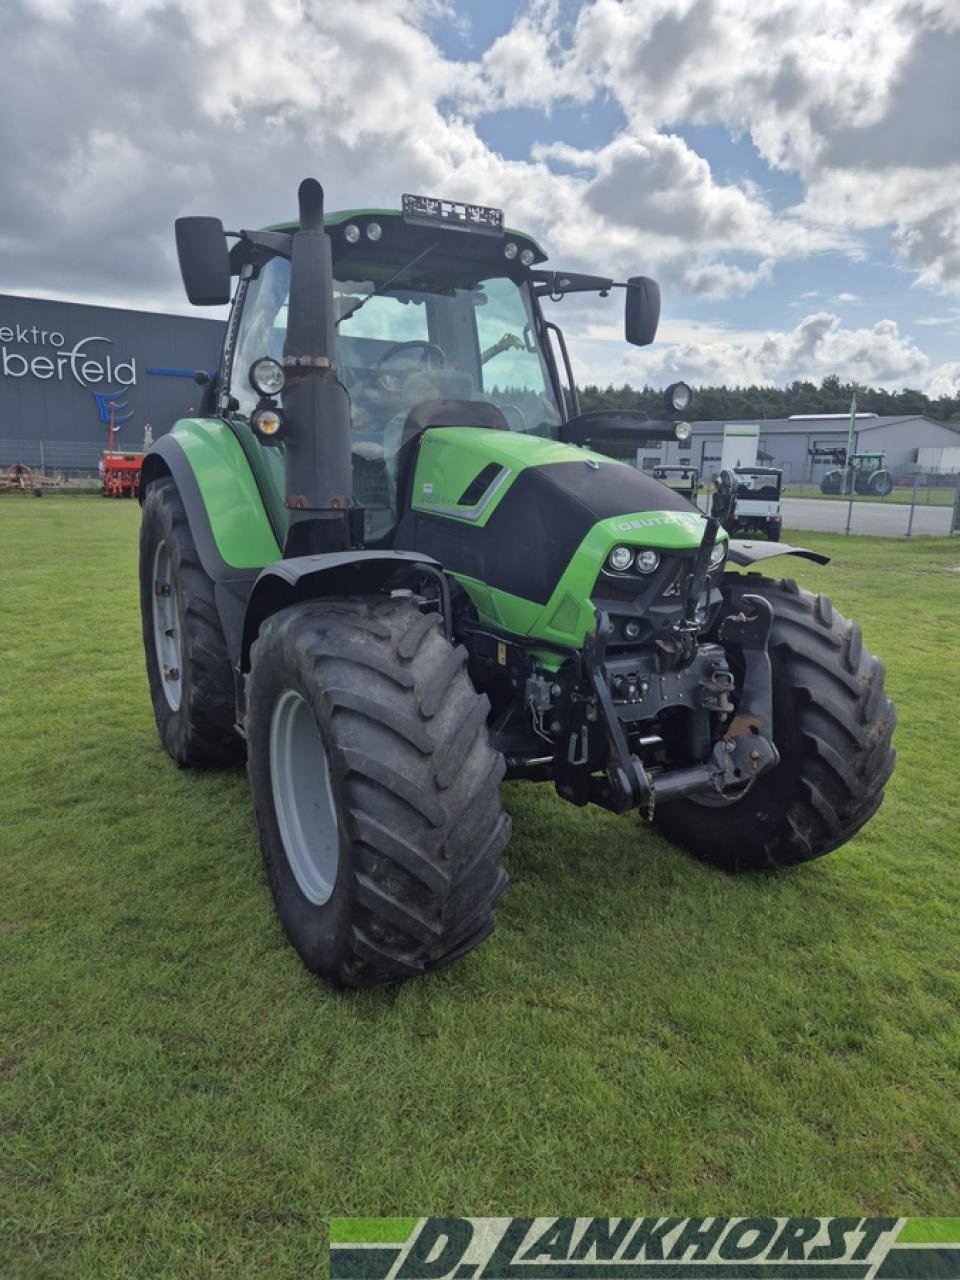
<box><xmin>99</xmin><ymin>400</ymin><xmax>144</xmax><ymax>498</ymax></box>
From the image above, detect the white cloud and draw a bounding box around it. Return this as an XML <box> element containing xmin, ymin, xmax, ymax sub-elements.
<box><xmin>2</xmin><ymin>0</ymin><xmax>960</xmax><ymax>395</ymax></box>
<box><xmin>477</xmin><ymin>0</ymin><xmax>960</xmax><ymax>293</ymax></box>
<box><xmin>833</xmin><ymin>292</ymin><xmax>861</xmax><ymax>304</ymax></box>
<box><xmin>925</xmin><ymin>363</ymin><xmax>960</xmax><ymax>399</ymax></box>
<box><xmin>564</xmin><ymin>310</ymin><xmax>930</xmax><ymax>390</ymax></box>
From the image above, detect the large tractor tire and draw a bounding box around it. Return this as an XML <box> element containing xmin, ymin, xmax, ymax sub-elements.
<box><xmin>139</xmin><ymin>477</ymin><xmax>243</xmax><ymax>767</ymax></box>
<box><xmin>246</xmin><ymin>596</ymin><xmax>511</xmax><ymax>988</ymax></box>
<box><xmin>653</xmin><ymin>574</ymin><xmax>895</xmax><ymax>872</ymax></box>
<box><xmin>869</xmin><ymin>470</ymin><xmax>894</xmax><ymax>497</ymax></box>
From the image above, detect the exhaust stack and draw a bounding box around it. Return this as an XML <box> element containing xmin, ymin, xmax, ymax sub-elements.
<box><xmin>281</xmin><ymin>178</ymin><xmax>358</xmax><ymax>556</ymax></box>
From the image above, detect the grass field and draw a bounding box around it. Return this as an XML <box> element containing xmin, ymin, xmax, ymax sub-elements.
<box><xmin>2</xmin><ymin>496</ymin><xmax>960</xmax><ymax>1279</ymax></box>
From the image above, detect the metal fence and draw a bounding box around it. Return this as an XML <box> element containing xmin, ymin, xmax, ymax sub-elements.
<box><xmin>0</xmin><ymin>437</ymin><xmax>104</xmax><ymax>475</ymax></box>
<box><xmin>778</xmin><ymin>471</ymin><xmax>959</xmax><ymax>537</ymax></box>
<box><xmin>696</xmin><ymin>471</ymin><xmax>960</xmax><ymax>538</ymax></box>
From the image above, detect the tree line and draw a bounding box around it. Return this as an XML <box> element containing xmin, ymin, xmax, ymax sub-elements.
<box><xmin>578</xmin><ymin>375</ymin><xmax>960</xmax><ymax>423</ymax></box>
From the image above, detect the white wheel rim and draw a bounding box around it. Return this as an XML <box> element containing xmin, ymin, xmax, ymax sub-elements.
<box><xmin>269</xmin><ymin>689</ymin><xmax>340</xmax><ymax>906</ymax></box>
<box><xmin>151</xmin><ymin>540</ymin><xmax>183</xmax><ymax>712</ymax></box>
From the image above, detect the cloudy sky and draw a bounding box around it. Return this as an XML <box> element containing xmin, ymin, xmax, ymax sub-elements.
<box><xmin>2</xmin><ymin>0</ymin><xmax>959</xmax><ymax>393</ymax></box>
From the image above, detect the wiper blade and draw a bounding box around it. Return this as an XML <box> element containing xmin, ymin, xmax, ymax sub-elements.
<box><xmin>335</xmin><ymin>241</ymin><xmax>439</xmax><ymax>327</ymax></box>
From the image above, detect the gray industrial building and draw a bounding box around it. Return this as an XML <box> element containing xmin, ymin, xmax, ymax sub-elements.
<box><xmin>0</xmin><ymin>292</ymin><xmax>224</xmax><ymax>472</ymax></box>
<box><xmin>648</xmin><ymin>414</ymin><xmax>960</xmax><ymax>483</ymax></box>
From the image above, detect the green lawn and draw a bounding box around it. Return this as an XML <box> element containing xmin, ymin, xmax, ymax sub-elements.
<box><xmin>3</xmin><ymin>497</ymin><xmax>960</xmax><ymax>1279</ymax></box>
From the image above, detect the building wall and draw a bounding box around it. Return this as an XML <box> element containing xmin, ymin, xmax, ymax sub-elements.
<box><xmin>860</xmin><ymin>421</ymin><xmax>960</xmax><ymax>472</ymax></box>
<box><xmin>0</xmin><ymin>293</ymin><xmax>224</xmax><ymax>469</ymax></box>
<box><xmin>653</xmin><ymin>418</ymin><xmax>960</xmax><ymax>482</ymax></box>
<box><xmin>657</xmin><ymin>428</ymin><xmax>849</xmax><ymax>483</ymax></box>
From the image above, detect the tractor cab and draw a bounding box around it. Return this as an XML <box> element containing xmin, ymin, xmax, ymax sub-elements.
<box><xmin>206</xmin><ymin>198</ymin><xmax>668</xmax><ymax>546</ymax></box>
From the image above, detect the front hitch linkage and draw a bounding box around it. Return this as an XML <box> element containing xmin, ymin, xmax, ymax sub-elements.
<box><xmin>580</xmin><ymin>600</ymin><xmax>780</xmax><ymax>817</ymax></box>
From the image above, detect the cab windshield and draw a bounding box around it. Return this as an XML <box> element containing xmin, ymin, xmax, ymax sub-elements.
<box><xmin>231</xmin><ymin>255</ymin><xmax>562</xmax><ymax>539</ymax></box>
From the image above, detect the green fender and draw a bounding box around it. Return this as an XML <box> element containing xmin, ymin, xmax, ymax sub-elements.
<box><xmin>139</xmin><ymin>418</ymin><xmax>283</xmax><ymax>667</ymax></box>
<box><xmin>140</xmin><ymin>418</ymin><xmax>282</xmax><ymax>573</ymax></box>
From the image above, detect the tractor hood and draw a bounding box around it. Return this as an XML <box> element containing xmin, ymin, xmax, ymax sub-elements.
<box><xmin>396</xmin><ymin>427</ymin><xmax>722</xmax><ymax>651</ymax></box>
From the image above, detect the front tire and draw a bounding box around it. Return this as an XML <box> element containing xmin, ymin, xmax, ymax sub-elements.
<box><xmin>139</xmin><ymin>477</ymin><xmax>242</xmax><ymax>767</ymax></box>
<box><xmin>246</xmin><ymin>597</ymin><xmax>511</xmax><ymax>988</ymax></box>
<box><xmin>653</xmin><ymin>574</ymin><xmax>895</xmax><ymax>871</ymax></box>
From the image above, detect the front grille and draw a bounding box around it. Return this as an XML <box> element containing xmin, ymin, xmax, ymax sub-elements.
<box><xmin>591</xmin><ymin>551</ymin><xmax>723</xmax><ymax>648</ymax></box>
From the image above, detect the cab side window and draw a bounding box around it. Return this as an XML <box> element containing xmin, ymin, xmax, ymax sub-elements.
<box><xmin>230</xmin><ymin>257</ymin><xmax>291</xmax><ymax>420</ymax></box>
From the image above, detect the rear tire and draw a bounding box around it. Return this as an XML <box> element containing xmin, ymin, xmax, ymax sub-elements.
<box><xmin>246</xmin><ymin>596</ymin><xmax>511</xmax><ymax>988</ymax></box>
<box><xmin>139</xmin><ymin>477</ymin><xmax>242</xmax><ymax>767</ymax></box>
<box><xmin>653</xmin><ymin>574</ymin><xmax>895</xmax><ymax>871</ymax></box>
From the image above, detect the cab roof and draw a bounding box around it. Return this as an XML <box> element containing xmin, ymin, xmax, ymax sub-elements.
<box><xmin>268</xmin><ymin>208</ymin><xmax>547</xmax><ymax>263</ymax></box>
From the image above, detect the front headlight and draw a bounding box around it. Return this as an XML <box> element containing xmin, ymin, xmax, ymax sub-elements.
<box><xmin>666</xmin><ymin>380</ymin><xmax>692</xmax><ymax>413</ymax></box>
<box><xmin>674</xmin><ymin>421</ymin><xmax>692</xmax><ymax>441</ymax></box>
<box><xmin>635</xmin><ymin>549</ymin><xmax>660</xmax><ymax>573</ymax></box>
<box><xmin>607</xmin><ymin>545</ymin><xmax>634</xmax><ymax>572</ymax></box>
<box><xmin>249</xmin><ymin>357</ymin><xmax>285</xmax><ymax>397</ymax></box>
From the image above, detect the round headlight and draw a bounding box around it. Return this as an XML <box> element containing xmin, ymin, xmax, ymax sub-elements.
<box><xmin>520</xmin><ymin>248</ymin><xmax>535</xmax><ymax>266</ymax></box>
<box><xmin>366</xmin><ymin>221</ymin><xmax>382</xmax><ymax>242</ymax></box>
<box><xmin>343</xmin><ymin>223</ymin><xmax>360</xmax><ymax>244</ymax></box>
<box><xmin>623</xmin><ymin>619</ymin><xmax>641</xmax><ymax>641</ymax></box>
<box><xmin>667</xmin><ymin>380</ymin><xmax>692</xmax><ymax>412</ymax></box>
<box><xmin>607</xmin><ymin>545</ymin><xmax>634</xmax><ymax>572</ymax></box>
<box><xmin>709</xmin><ymin>541</ymin><xmax>726</xmax><ymax>568</ymax></box>
<box><xmin>503</xmin><ymin>241</ymin><xmax>518</xmax><ymax>260</ymax></box>
<box><xmin>635</xmin><ymin>549</ymin><xmax>661</xmax><ymax>574</ymax></box>
<box><xmin>674</xmin><ymin>421</ymin><xmax>691</xmax><ymax>441</ymax></box>
<box><xmin>249</xmin><ymin>357</ymin><xmax>285</xmax><ymax>397</ymax></box>
<box><xmin>251</xmin><ymin>407</ymin><xmax>283</xmax><ymax>440</ymax></box>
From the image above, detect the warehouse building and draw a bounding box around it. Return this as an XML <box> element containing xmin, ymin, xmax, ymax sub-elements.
<box><xmin>0</xmin><ymin>292</ymin><xmax>224</xmax><ymax>472</ymax></box>
<box><xmin>650</xmin><ymin>414</ymin><xmax>960</xmax><ymax>483</ymax></box>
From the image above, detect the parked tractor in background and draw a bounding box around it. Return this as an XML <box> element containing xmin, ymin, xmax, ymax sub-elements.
<box><xmin>816</xmin><ymin>448</ymin><xmax>894</xmax><ymax>497</ymax></box>
<box><xmin>137</xmin><ymin>179</ymin><xmax>896</xmax><ymax>989</ymax></box>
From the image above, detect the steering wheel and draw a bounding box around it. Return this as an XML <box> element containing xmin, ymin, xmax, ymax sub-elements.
<box><xmin>374</xmin><ymin>340</ymin><xmax>448</xmax><ymax>393</ymax></box>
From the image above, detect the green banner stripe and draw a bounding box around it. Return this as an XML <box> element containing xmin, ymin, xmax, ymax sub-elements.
<box><xmin>330</xmin><ymin>1246</ymin><xmax>402</xmax><ymax>1279</ymax></box>
<box><xmin>897</xmin><ymin>1222</ymin><xmax>960</xmax><ymax>1245</ymax></box>
<box><xmin>876</xmin><ymin>1248</ymin><xmax>960</xmax><ymax>1278</ymax></box>
<box><xmin>331</xmin><ymin>1218</ymin><xmax>419</xmax><ymax>1244</ymax></box>
<box><xmin>469</xmin><ymin>1267</ymin><xmax>868</xmax><ymax>1279</ymax></box>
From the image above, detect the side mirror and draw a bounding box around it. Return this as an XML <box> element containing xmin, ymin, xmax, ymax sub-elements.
<box><xmin>175</xmin><ymin>216</ymin><xmax>231</xmax><ymax>306</ymax></box>
<box><xmin>625</xmin><ymin>276</ymin><xmax>660</xmax><ymax>347</ymax></box>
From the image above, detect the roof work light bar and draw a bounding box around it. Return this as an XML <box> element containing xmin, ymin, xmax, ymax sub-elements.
<box><xmin>401</xmin><ymin>193</ymin><xmax>504</xmax><ymax>235</ymax></box>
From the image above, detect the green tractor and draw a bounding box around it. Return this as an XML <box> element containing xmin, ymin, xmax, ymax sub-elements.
<box><xmin>139</xmin><ymin>181</ymin><xmax>895</xmax><ymax>988</ymax></box>
<box><xmin>820</xmin><ymin>450</ymin><xmax>894</xmax><ymax>497</ymax></box>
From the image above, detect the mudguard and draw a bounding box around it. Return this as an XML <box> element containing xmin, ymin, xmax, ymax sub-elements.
<box><xmin>139</xmin><ymin>420</ymin><xmax>283</xmax><ymax>665</ymax></box>
<box><xmin>726</xmin><ymin>539</ymin><xmax>830</xmax><ymax>567</ymax></box>
<box><xmin>241</xmin><ymin>550</ymin><xmax>444</xmax><ymax>670</ymax></box>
